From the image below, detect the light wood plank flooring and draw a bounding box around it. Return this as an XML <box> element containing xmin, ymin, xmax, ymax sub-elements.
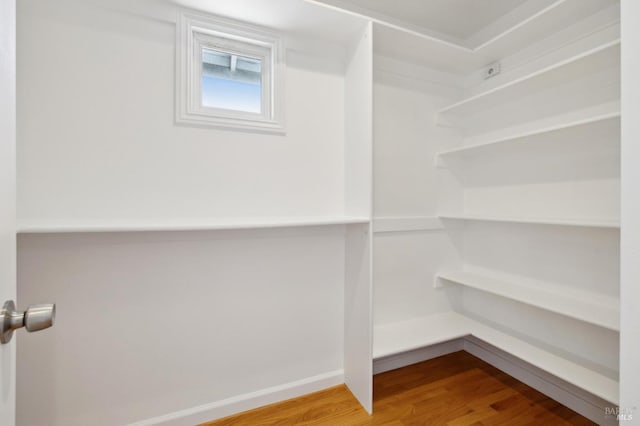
<box><xmin>201</xmin><ymin>351</ymin><xmax>597</xmax><ymax>425</ymax></box>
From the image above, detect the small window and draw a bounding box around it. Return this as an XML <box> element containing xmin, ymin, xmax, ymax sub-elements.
<box><xmin>176</xmin><ymin>12</ymin><xmax>285</xmax><ymax>133</ymax></box>
<box><xmin>201</xmin><ymin>48</ymin><xmax>262</xmax><ymax>113</ymax></box>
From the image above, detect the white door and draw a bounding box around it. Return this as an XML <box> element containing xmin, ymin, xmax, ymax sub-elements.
<box><xmin>0</xmin><ymin>0</ymin><xmax>16</xmax><ymax>423</ymax></box>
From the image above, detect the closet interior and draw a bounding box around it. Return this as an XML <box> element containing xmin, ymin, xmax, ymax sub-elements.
<box><xmin>15</xmin><ymin>0</ymin><xmax>621</xmax><ymax>424</ymax></box>
<box><xmin>323</xmin><ymin>0</ymin><xmax>621</xmax><ymax>423</ymax></box>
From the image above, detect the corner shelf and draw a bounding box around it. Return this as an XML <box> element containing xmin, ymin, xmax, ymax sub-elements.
<box><xmin>373</xmin><ymin>216</ymin><xmax>443</xmax><ymax>233</ymax></box>
<box><xmin>437</xmin><ymin>40</ymin><xmax>620</xmax><ymax>120</ymax></box>
<box><xmin>16</xmin><ymin>216</ymin><xmax>371</xmax><ymax>234</ymax></box>
<box><xmin>372</xmin><ymin>24</ymin><xmax>479</xmax><ymax>74</ymax></box>
<box><xmin>437</xmin><ymin>110</ymin><xmax>620</xmax><ymax>161</ymax></box>
<box><xmin>438</xmin><ymin>214</ymin><xmax>620</xmax><ymax>229</ymax></box>
<box><xmin>473</xmin><ymin>0</ymin><xmax>619</xmax><ymax>58</ymax></box>
<box><xmin>373</xmin><ymin>312</ymin><xmax>471</xmax><ymax>359</ymax></box>
<box><xmin>373</xmin><ymin>312</ymin><xmax>619</xmax><ymax>404</ymax></box>
<box><xmin>436</xmin><ymin>269</ymin><xmax>619</xmax><ymax>331</ymax></box>
<box><xmin>306</xmin><ymin>0</ymin><xmax>618</xmax><ymax>74</ymax></box>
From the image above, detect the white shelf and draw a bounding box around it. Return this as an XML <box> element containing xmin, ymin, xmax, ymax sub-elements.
<box><xmin>471</xmin><ymin>317</ymin><xmax>619</xmax><ymax>404</ymax></box>
<box><xmin>463</xmin><ymin>100</ymin><xmax>621</xmax><ymax>146</ymax></box>
<box><xmin>437</xmin><ymin>40</ymin><xmax>620</xmax><ymax>120</ymax></box>
<box><xmin>437</xmin><ymin>110</ymin><xmax>620</xmax><ymax>160</ymax></box>
<box><xmin>306</xmin><ymin>0</ymin><xmax>481</xmax><ymax>73</ymax></box>
<box><xmin>373</xmin><ymin>312</ymin><xmax>471</xmax><ymax>359</ymax></box>
<box><xmin>436</xmin><ymin>269</ymin><xmax>619</xmax><ymax>331</ymax></box>
<box><xmin>373</xmin><ymin>24</ymin><xmax>481</xmax><ymax>74</ymax></box>
<box><xmin>373</xmin><ymin>312</ymin><xmax>619</xmax><ymax>404</ymax></box>
<box><xmin>473</xmin><ymin>0</ymin><xmax>619</xmax><ymax>58</ymax></box>
<box><xmin>16</xmin><ymin>216</ymin><xmax>371</xmax><ymax>234</ymax></box>
<box><xmin>373</xmin><ymin>216</ymin><xmax>443</xmax><ymax>233</ymax></box>
<box><xmin>306</xmin><ymin>0</ymin><xmax>617</xmax><ymax>74</ymax></box>
<box><xmin>438</xmin><ymin>214</ymin><xmax>620</xmax><ymax>229</ymax></box>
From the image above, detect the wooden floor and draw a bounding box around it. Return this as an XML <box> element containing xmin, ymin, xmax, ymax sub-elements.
<box><xmin>201</xmin><ymin>351</ymin><xmax>596</xmax><ymax>426</ymax></box>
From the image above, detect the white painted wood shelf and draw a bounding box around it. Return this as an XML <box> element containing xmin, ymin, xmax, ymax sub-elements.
<box><xmin>462</xmin><ymin>100</ymin><xmax>620</xmax><ymax>147</ymax></box>
<box><xmin>16</xmin><ymin>216</ymin><xmax>371</xmax><ymax>234</ymax></box>
<box><xmin>437</xmin><ymin>111</ymin><xmax>620</xmax><ymax>161</ymax></box>
<box><xmin>373</xmin><ymin>312</ymin><xmax>619</xmax><ymax>404</ymax></box>
<box><xmin>472</xmin><ymin>0</ymin><xmax>619</xmax><ymax>58</ymax></box>
<box><xmin>306</xmin><ymin>0</ymin><xmax>617</xmax><ymax>74</ymax></box>
<box><xmin>374</xmin><ymin>312</ymin><xmax>471</xmax><ymax>359</ymax></box>
<box><xmin>438</xmin><ymin>214</ymin><xmax>620</xmax><ymax>229</ymax></box>
<box><xmin>436</xmin><ymin>269</ymin><xmax>620</xmax><ymax>331</ymax></box>
<box><xmin>373</xmin><ymin>216</ymin><xmax>443</xmax><ymax>233</ymax></box>
<box><xmin>437</xmin><ymin>40</ymin><xmax>620</xmax><ymax>120</ymax></box>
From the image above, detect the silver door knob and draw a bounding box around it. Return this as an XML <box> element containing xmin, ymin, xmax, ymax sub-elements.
<box><xmin>0</xmin><ymin>300</ymin><xmax>56</xmax><ymax>344</ymax></box>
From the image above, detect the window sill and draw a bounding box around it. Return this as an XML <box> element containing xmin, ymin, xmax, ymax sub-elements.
<box><xmin>175</xmin><ymin>110</ymin><xmax>286</xmax><ymax>134</ymax></box>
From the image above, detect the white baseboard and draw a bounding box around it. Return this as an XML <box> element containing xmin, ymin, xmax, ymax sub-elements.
<box><xmin>373</xmin><ymin>339</ymin><xmax>464</xmax><ymax>374</ymax></box>
<box><xmin>127</xmin><ymin>370</ymin><xmax>344</xmax><ymax>426</ymax></box>
<box><xmin>130</xmin><ymin>338</ymin><xmax>617</xmax><ymax>426</ymax></box>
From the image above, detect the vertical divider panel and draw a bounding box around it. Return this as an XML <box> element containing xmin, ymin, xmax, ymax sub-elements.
<box><xmin>344</xmin><ymin>21</ymin><xmax>374</xmax><ymax>414</ymax></box>
<box><xmin>620</xmin><ymin>0</ymin><xmax>640</xmax><ymax>416</ymax></box>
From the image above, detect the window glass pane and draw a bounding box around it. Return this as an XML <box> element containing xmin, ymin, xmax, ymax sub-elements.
<box><xmin>201</xmin><ymin>47</ymin><xmax>262</xmax><ymax>113</ymax></box>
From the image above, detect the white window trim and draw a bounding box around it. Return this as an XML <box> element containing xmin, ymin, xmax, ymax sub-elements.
<box><xmin>194</xmin><ymin>33</ymin><xmax>272</xmax><ymax>121</ymax></box>
<box><xmin>176</xmin><ymin>12</ymin><xmax>285</xmax><ymax>133</ymax></box>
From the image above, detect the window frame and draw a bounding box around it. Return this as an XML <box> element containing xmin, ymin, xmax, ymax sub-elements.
<box><xmin>176</xmin><ymin>12</ymin><xmax>285</xmax><ymax>133</ymax></box>
<box><xmin>196</xmin><ymin>35</ymin><xmax>269</xmax><ymax>117</ymax></box>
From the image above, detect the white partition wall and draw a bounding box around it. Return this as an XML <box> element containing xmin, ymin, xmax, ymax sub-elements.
<box><xmin>343</xmin><ymin>22</ymin><xmax>373</xmax><ymax>413</ymax></box>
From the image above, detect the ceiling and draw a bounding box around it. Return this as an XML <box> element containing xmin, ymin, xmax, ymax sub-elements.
<box><xmin>164</xmin><ymin>0</ymin><xmax>536</xmax><ymax>47</ymax></box>
<box><xmin>167</xmin><ymin>0</ymin><xmax>367</xmax><ymax>45</ymax></box>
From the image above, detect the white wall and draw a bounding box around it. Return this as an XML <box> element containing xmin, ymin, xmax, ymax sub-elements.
<box><xmin>17</xmin><ymin>0</ymin><xmax>346</xmax><ymax>222</ymax></box>
<box><xmin>16</xmin><ymin>0</ymin><xmax>353</xmax><ymax>424</ymax></box>
<box><xmin>18</xmin><ymin>228</ymin><xmax>345</xmax><ymax>426</ymax></box>
<box><xmin>373</xmin><ymin>59</ymin><xmax>462</xmax><ymax>219</ymax></box>
<box><xmin>372</xmin><ymin>58</ymin><xmax>462</xmax><ymax>326</ymax></box>
<box><xmin>620</xmin><ymin>0</ymin><xmax>640</xmax><ymax>421</ymax></box>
